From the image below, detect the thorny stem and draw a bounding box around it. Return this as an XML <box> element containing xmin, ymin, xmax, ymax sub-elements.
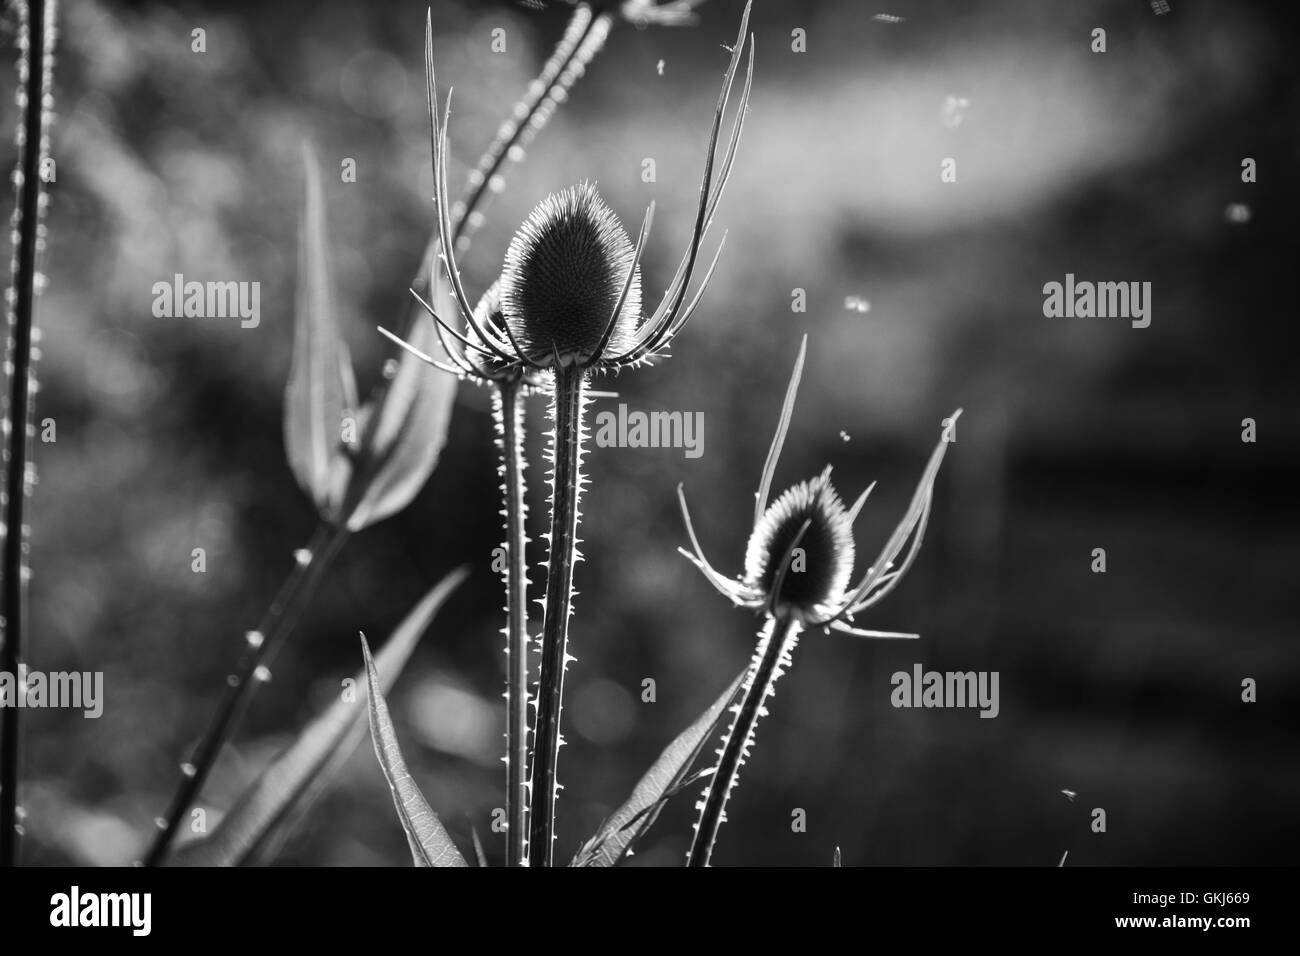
<box><xmin>1</xmin><ymin>0</ymin><xmax>54</xmax><ymax>869</ymax></box>
<box><xmin>528</xmin><ymin>364</ymin><xmax>587</xmax><ymax>866</ymax></box>
<box><xmin>143</xmin><ymin>521</ymin><xmax>349</xmax><ymax>866</ymax></box>
<box><xmin>688</xmin><ymin>614</ymin><xmax>802</xmax><ymax>867</ymax></box>
<box><xmin>495</xmin><ymin>379</ymin><xmax>530</xmax><ymax>867</ymax></box>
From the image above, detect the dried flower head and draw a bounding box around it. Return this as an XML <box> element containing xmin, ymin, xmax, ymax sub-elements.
<box><xmin>679</xmin><ymin>336</ymin><xmax>960</xmax><ymax>638</ymax></box>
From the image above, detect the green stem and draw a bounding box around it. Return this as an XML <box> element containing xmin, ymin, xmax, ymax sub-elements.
<box><xmin>143</xmin><ymin>521</ymin><xmax>350</xmax><ymax>865</ymax></box>
<box><xmin>688</xmin><ymin>614</ymin><xmax>802</xmax><ymax>867</ymax></box>
<box><xmin>495</xmin><ymin>379</ymin><xmax>530</xmax><ymax>867</ymax></box>
<box><xmin>528</xmin><ymin>364</ymin><xmax>587</xmax><ymax>867</ymax></box>
<box><xmin>1</xmin><ymin>0</ymin><xmax>53</xmax><ymax>869</ymax></box>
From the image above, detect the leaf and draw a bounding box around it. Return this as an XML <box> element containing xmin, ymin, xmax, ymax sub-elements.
<box><xmin>833</xmin><ymin>846</ymin><xmax>842</xmax><ymax>867</ymax></box>
<box><xmin>571</xmin><ymin>667</ymin><xmax>748</xmax><ymax>867</ymax></box>
<box><xmin>285</xmin><ymin>141</ymin><xmax>357</xmax><ymax>520</ymax></box>
<box><xmin>167</xmin><ymin>567</ymin><xmax>468</xmax><ymax>866</ymax></box>
<box><xmin>361</xmin><ymin>633</ymin><xmax>468</xmax><ymax>867</ymax></box>
<box><xmin>343</xmin><ymin>257</ymin><xmax>457</xmax><ymax>531</ymax></box>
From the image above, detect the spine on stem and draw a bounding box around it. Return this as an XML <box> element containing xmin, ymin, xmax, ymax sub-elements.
<box><xmin>527</xmin><ymin>364</ymin><xmax>588</xmax><ymax>867</ymax></box>
<box><xmin>493</xmin><ymin>380</ymin><xmax>531</xmax><ymax>867</ymax></box>
<box><xmin>688</xmin><ymin>614</ymin><xmax>803</xmax><ymax>867</ymax></box>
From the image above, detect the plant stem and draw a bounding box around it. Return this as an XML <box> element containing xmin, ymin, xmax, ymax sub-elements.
<box><xmin>1</xmin><ymin>0</ymin><xmax>53</xmax><ymax>869</ymax></box>
<box><xmin>143</xmin><ymin>520</ymin><xmax>349</xmax><ymax>865</ymax></box>
<box><xmin>495</xmin><ymin>378</ymin><xmax>530</xmax><ymax>867</ymax></box>
<box><xmin>528</xmin><ymin>364</ymin><xmax>587</xmax><ymax>867</ymax></box>
<box><xmin>449</xmin><ymin>4</ymin><xmax>610</xmax><ymax>253</ymax></box>
<box><xmin>688</xmin><ymin>614</ymin><xmax>802</xmax><ymax>867</ymax></box>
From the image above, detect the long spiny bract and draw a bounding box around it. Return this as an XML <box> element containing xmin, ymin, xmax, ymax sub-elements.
<box><xmin>688</xmin><ymin>614</ymin><xmax>803</xmax><ymax>867</ymax></box>
<box><xmin>493</xmin><ymin>380</ymin><xmax>532</xmax><ymax>867</ymax></box>
<box><xmin>527</xmin><ymin>365</ymin><xmax>590</xmax><ymax>866</ymax></box>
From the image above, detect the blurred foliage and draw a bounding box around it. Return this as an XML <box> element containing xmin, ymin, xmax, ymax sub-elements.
<box><xmin>2</xmin><ymin>0</ymin><xmax>1297</xmax><ymax>865</ymax></box>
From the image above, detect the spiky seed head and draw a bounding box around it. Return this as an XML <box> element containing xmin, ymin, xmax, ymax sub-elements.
<box><xmin>744</xmin><ymin>471</ymin><xmax>856</xmax><ymax>620</ymax></box>
<box><xmin>500</xmin><ymin>182</ymin><xmax>641</xmax><ymax>367</ymax></box>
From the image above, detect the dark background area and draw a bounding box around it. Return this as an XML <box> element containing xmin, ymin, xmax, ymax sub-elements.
<box><xmin>3</xmin><ymin>0</ymin><xmax>1297</xmax><ymax>866</ymax></box>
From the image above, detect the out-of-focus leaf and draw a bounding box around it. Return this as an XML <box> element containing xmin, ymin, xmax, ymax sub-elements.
<box><xmin>285</xmin><ymin>142</ymin><xmax>356</xmax><ymax>519</ymax></box>
<box><xmin>166</xmin><ymin>567</ymin><xmax>468</xmax><ymax>867</ymax></box>
<box><xmin>833</xmin><ymin>846</ymin><xmax>842</xmax><ymax>867</ymax></box>
<box><xmin>571</xmin><ymin>667</ymin><xmax>748</xmax><ymax>867</ymax></box>
<box><xmin>361</xmin><ymin>633</ymin><xmax>467</xmax><ymax>867</ymax></box>
<box><xmin>343</xmin><ymin>257</ymin><xmax>457</xmax><ymax>531</ymax></box>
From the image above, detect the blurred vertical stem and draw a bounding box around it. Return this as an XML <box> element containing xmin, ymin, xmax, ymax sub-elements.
<box><xmin>1</xmin><ymin>0</ymin><xmax>54</xmax><ymax>869</ymax></box>
<box><xmin>144</xmin><ymin>522</ymin><xmax>349</xmax><ymax>866</ymax></box>
<box><xmin>495</xmin><ymin>379</ymin><xmax>529</xmax><ymax>867</ymax></box>
<box><xmin>688</xmin><ymin>614</ymin><xmax>803</xmax><ymax>867</ymax></box>
<box><xmin>529</xmin><ymin>365</ymin><xmax>587</xmax><ymax>867</ymax></box>
<box><xmin>143</xmin><ymin>4</ymin><xmax>618</xmax><ymax>865</ymax></box>
<box><xmin>451</xmin><ymin>4</ymin><xmax>606</xmax><ymax>251</ymax></box>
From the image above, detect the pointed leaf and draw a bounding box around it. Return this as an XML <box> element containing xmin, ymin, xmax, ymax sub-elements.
<box><xmin>571</xmin><ymin>667</ymin><xmax>747</xmax><ymax>867</ymax></box>
<box><xmin>344</xmin><ymin>260</ymin><xmax>457</xmax><ymax>531</ymax></box>
<box><xmin>166</xmin><ymin>567</ymin><xmax>468</xmax><ymax>866</ymax></box>
<box><xmin>285</xmin><ymin>141</ymin><xmax>356</xmax><ymax>519</ymax></box>
<box><xmin>362</xmin><ymin>633</ymin><xmax>467</xmax><ymax>867</ymax></box>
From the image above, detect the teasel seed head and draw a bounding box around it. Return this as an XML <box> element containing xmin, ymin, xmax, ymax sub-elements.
<box><xmin>744</xmin><ymin>468</ymin><xmax>856</xmax><ymax>621</ymax></box>
<box><xmin>500</xmin><ymin>182</ymin><xmax>641</xmax><ymax>368</ymax></box>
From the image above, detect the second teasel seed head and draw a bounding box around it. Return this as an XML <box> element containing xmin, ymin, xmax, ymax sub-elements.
<box><xmin>500</xmin><ymin>182</ymin><xmax>641</xmax><ymax>368</ymax></box>
<box><xmin>744</xmin><ymin>469</ymin><xmax>856</xmax><ymax>621</ymax></box>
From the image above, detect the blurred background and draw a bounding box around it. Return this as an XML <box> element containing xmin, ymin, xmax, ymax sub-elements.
<box><xmin>3</xmin><ymin>0</ymin><xmax>1297</xmax><ymax>866</ymax></box>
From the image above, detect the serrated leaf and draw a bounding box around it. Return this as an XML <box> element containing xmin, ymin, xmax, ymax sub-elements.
<box><xmin>571</xmin><ymin>667</ymin><xmax>747</xmax><ymax>867</ymax></box>
<box><xmin>166</xmin><ymin>567</ymin><xmax>468</xmax><ymax>866</ymax></box>
<box><xmin>343</xmin><ymin>260</ymin><xmax>457</xmax><ymax>531</ymax></box>
<box><xmin>362</xmin><ymin>633</ymin><xmax>467</xmax><ymax>867</ymax></box>
<box><xmin>285</xmin><ymin>141</ymin><xmax>356</xmax><ymax>519</ymax></box>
